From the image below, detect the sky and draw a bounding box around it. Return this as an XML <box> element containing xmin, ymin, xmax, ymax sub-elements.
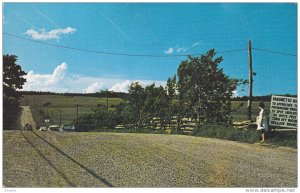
<box><xmin>2</xmin><ymin>3</ymin><xmax>297</xmax><ymax>95</ymax></box>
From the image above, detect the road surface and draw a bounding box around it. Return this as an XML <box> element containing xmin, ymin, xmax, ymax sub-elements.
<box><xmin>19</xmin><ymin>106</ymin><xmax>37</xmax><ymax>130</ymax></box>
<box><xmin>3</xmin><ymin>130</ymin><xmax>297</xmax><ymax>187</ymax></box>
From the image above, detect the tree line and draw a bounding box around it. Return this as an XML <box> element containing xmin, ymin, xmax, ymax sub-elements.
<box><xmin>74</xmin><ymin>49</ymin><xmax>245</xmax><ymax>132</ymax></box>
<box><xmin>19</xmin><ymin>90</ymin><xmax>128</xmax><ymax>99</ymax></box>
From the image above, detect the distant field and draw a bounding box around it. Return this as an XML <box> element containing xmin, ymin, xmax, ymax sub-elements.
<box><xmin>20</xmin><ymin>95</ymin><xmax>123</xmax><ymax>126</ymax></box>
<box><xmin>20</xmin><ymin>95</ymin><xmax>270</xmax><ymax>126</ymax></box>
<box><xmin>231</xmin><ymin>101</ymin><xmax>270</xmax><ymax>122</ymax></box>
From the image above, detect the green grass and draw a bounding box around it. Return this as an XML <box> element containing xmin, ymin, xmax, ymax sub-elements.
<box><xmin>192</xmin><ymin>124</ymin><xmax>259</xmax><ymax>144</ymax></box>
<box><xmin>21</xmin><ymin>95</ymin><xmax>123</xmax><ymax>126</ymax></box>
<box><xmin>230</xmin><ymin>101</ymin><xmax>270</xmax><ymax>122</ymax></box>
<box><xmin>265</xmin><ymin>130</ymin><xmax>297</xmax><ymax>148</ymax></box>
<box><xmin>191</xmin><ymin>124</ymin><xmax>296</xmax><ymax>148</ymax></box>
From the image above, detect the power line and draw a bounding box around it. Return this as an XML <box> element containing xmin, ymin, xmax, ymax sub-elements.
<box><xmin>4</xmin><ymin>32</ymin><xmax>247</xmax><ymax>58</ymax></box>
<box><xmin>6</xmin><ymin>32</ymin><xmax>295</xmax><ymax>58</ymax></box>
<box><xmin>252</xmin><ymin>47</ymin><xmax>297</xmax><ymax>57</ymax></box>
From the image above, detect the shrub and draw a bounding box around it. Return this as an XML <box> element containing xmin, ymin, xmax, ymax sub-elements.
<box><xmin>192</xmin><ymin>124</ymin><xmax>259</xmax><ymax>143</ymax></box>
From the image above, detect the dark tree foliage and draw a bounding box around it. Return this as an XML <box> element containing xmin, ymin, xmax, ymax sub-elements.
<box><xmin>3</xmin><ymin>55</ymin><xmax>26</xmax><ymax>129</ymax></box>
<box><xmin>120</xmin><ymin>82</ymin><xmax>171</xmax><ymax>129</ymax></box>
<box><xmin>177</xmin><ymin>49</ymin><xmax>239</xmax><ymax>124</ymax></box>
<box><xmin>74</xmin><ymin>104</ymin><xmax>120</xmax><ymax>131</ymax></box>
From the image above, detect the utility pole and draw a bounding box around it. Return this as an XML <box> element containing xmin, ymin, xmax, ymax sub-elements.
<box><xmin>75</xmin><ymin>104</ymin><xmax>82</xmax><ymax>120</ymax></box>
<box><xmin>59</xmin><ymin>110</ymin><xmax>62</xmax><ymax>126</ymax></box>
<box><xmin>51</xmin><ymin>110</ymin><xmax>54</xmax><ymax>124</ymax></box>
<box><xmin>247</xmin><ymin>40</ymin><xmax>253</xmax><ymax>121</ymax></box>
<box><xmin>106</xmin><ymin>89</ymin><xmax>109</xmax><ymax>113</ymax></box>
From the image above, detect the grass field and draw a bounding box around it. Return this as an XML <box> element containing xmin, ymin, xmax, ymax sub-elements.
<box><xmin>20</xmin><ymin>95</ymin><xmax>123</xmax><ymax>126</ymax></box>
<box><xmin>231</xmin><ymin>101</ymin><xmax>270</xmax><ymax>122</ymax></box>
<box><xmin>20</xmin><ymin>94</ymin><xmax>270</xmax><ymax>126</ymax></box>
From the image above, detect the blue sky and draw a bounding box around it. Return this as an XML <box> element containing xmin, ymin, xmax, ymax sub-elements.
<box><xmin>3</xmin><ymin>3</ymin><xmax>297</xmax><ymax>95</ymax></box>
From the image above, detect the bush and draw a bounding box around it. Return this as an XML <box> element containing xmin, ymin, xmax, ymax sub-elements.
<box><xmin>192</xmin><ymin>124</ymin><xmax>259</xmax><ymax>143</ymax></box>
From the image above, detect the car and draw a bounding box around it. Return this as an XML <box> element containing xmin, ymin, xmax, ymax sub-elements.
<box><xmin>62</xmin><ymin>125</ymin><xmax>75</xmax><ymax>132</ymax></box>
<box><xmin>48</xmin><ymin>125</ymin><xmax>61</xmax><ymax>132</ymax></box>
<box><xmin>24</xmin><ymin>123</ymin><xmax>33</xmax><ymax>131</ymax></box>
<box><xmin>39</xmin><ymin>127</ymin><xmax>47</xmax><ymax>131</ymax></box>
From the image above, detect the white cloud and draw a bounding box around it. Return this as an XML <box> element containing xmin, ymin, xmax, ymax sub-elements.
<box><xmin>109</xmin><ymin>80</ymin><xmax>166</xmax><ymax>93</ymax></box>
<box><xmin>165</xmin><ymin>42</ymin><xmax>204</xmax><ymax>54</ymax></box>
<box><xmin>164</xmin><ymin>47</ymin><xmax>174</xmax><ymax>54</ymax></box>
<box><xmin>83</xmin><ymin>82</ymin><xmax>103</xmax><ymax>93</ymax></box>
<box><xmin>192</xmin><ymin>42</ymin><xmax>201</xmax><ymax>47</ymax></box>
<box><xmin>176</xmin><ymin>47</ymin><xmax>187</xmax><ymax>53</ymax></box>
<box><xmin>23</xmin><ymin>62</ymin><xmax>68</xmax><ymax>92</ymax></box>
<box><xmin>22</xmin><ymin>63</ymin><xmax>166</xmax><ymax>93</ymax></box>
<box><xmin>25</xmin><ymin>27</ymin><xmax>77</xmax><ymax>40</ymax></box>
<box><xmin>109</xmin><ymin>80</ymin><xmax>131</xmax><ymax>93</ymax></box>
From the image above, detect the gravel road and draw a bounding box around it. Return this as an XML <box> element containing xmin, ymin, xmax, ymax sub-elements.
<box><xmin>3</xmin><ymin>130</ymin><xmax>297</xmax><ymax>188</ymax></box>
<box><xmin>19</xmin><ymin>106</ymin><xmax>36</xmax><ymax>130</ymax></box>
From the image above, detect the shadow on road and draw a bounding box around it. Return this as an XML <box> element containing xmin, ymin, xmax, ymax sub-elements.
<box><xmin>31</xmin><ymin>131</ymin><xmax>114</xmax><ymax>187</ymax></box>
<box><xmin>21</xmin><ymin>131</ymin><xmax>76</xmax><ymax>187</ymax></box>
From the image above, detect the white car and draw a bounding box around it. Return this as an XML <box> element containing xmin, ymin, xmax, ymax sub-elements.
<box><xmin>39</xmin><ymin>127</ymin><xmax>47</xmax><ymax>131</ymax></box>
<box><xmin>48</xmin><ymin>125</ymin><xmax>62</xmax><ymax>132</ymax></box>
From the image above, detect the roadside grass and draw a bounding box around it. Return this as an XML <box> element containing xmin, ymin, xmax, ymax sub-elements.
<box><xmin>94</xmin><ymin>127</ymin><xmax>167</xmax><ymax>134</ymax></box>
<box><xmin>191</xmin><ymin>125</ymin><xmax>297</xmax><ymax>148</ymax></box>
<box><xmin>265</xmin><ymin>130</ymin><xmax>297</xmax><ymax>148</ymax></box>
<box><xmin>191</xmin><ymin>125</ymin><xmax>259</xmax><ymax>143</ymax></box>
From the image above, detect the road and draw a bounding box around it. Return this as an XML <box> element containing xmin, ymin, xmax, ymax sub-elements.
<box><xmin>19</xmin><ymin>106</ymin><xmax>37</xmax><ymax>130</ymax></box>
<box><xmin>3</xmin><ymin>130</ymin><xmax>297</xmax><ymax>187</ymax></box>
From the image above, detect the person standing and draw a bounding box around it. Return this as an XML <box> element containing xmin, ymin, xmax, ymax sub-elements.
<box><xmin>256</xmin><ymin>102</ymin><xmax>266</xmax><ymax>142</ymax></box>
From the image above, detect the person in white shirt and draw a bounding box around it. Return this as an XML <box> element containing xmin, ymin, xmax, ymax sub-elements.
<box><xmin>256</xmin><ymin>102</ymin><xmax>265</xmax><ymax>142</ymax></box>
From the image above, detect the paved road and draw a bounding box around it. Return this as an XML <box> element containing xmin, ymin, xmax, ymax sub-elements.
<box><xmin>20</xmin><ymin>106</ymin><xmax>37</xmax><ymax>130</ymax></box>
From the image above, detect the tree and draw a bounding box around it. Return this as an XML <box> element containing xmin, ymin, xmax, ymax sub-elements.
<box><xmin>127</xmin><ymin>82</ymin><xmax>147</xmax><ymax>128</ymax></box>
<box><xmin>3</xmin><ymin>55</ymin><xmax>26</xmax><ymax>129</ymax></box>
<box><xmin>122</xmin><ymin>82</ymin><xmax>171</xmax><ymax>129</ymax></box>
<box><xmin>177</xmin><ymin>49</ymin><xmax>239</xmax><ymax>124</ymax></box>
<box><xmin>166</xmin><ymin>75</ymin><xmax>179</xmax><ymax>131</ymax></box>
<box><xmin>166</xmin><ymin>75</ymin><xmax>176</xmax><ymax>99</ymax></box>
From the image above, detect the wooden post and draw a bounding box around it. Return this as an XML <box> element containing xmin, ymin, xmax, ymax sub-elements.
<box><xmin>59</xmin><ymin>110</ymin><xmax>62</xmax><ymax>126</ymax></box>
<box><xmin>51</xmin><ymin>110</ymin><xmax>54</xmax><ymax>124</ymax></box>
<box><xmin>247</xmin><ymin>40</ymin><xmax>253</xmax><ymax>121</ymax></box>
<box><xmin>75</xmin><ymin>104</ymin><xmax>83</xmax><ymax>120</ymax></box>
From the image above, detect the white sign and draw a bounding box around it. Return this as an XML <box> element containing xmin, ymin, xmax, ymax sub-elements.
<box><xmin>45</xmin><ymin>119</ymin><xmax>50</xmax><ymax>123</ymax></box>
<box><xmin>269</xmin><ymin>95</ymin><xmax>297</xmax><ymax>129</ymax></box>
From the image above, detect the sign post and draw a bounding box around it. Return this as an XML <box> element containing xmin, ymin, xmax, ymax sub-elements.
<box><xmin>269</xmin><ymin>95</ymin><xmax>297</xmax><ymax>129</ymax></box>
